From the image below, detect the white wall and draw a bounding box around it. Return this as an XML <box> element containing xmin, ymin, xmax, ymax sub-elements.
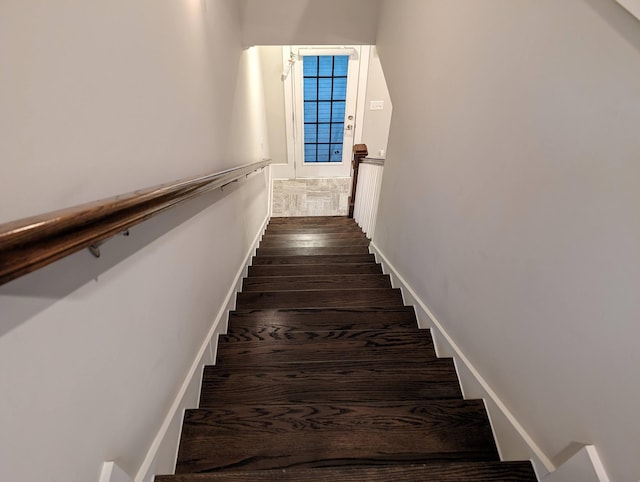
<box><xmin>229</xmin><ymin>47</ymin><xmax>270</xmax><ymax>164</ymax></box>
<box><xmin>374</xmin><ymin>1</ymin><xmax>640</xmax><ymax>481</ymax></box>
<box><xmin>360</xmin><ymin>46</ymin><xmax>392</xmax><ymax>159</ymax></box>
<box><xmin>257</xmin><ymin>46</ymin><xmax>288</xmax><ymax>166</ymax></box>
<box><xmin>0</xmin><ymin>1</ymin><xmax>270</xmax><ymax>481</ymax></box>
<box><xmin>241</xmin><ymin>0</ymin><xmax>380</xmax><ymax>47</ymax></box>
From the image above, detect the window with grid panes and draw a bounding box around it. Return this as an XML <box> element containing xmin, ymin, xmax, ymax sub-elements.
<box><xmin>303</xmin><ymin>56</ymin><xmax>349</xmax><ymax>163</ymax></box>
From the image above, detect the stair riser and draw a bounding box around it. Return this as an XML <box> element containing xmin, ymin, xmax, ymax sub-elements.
<box><xmin>258</xmin><ymin>239</ymin><xmax>370</xmax><ymax>248</ymax></box>
<box><xmin>199</xmin><ymin>381</ymin><xmax>463</xmax><ymax>405</ymax></box>
<box><xmin>251</xmin><ymin>254</ymin><xmax>376</xmax><ymax>265</ymax></box>
<box><xmin>269</xmin><ymin>216</ymin><xmax>356</xmax><ymax>224</ymax></box>
<box><xmin>242</xmin><ymin>274</ymin><xmax>391</xmax><ymax>292</ymax></box>
<box><xmin>219</xmin><ymin>328</ymin><xmax>427</xmax><ymax>343</ymax></box>
<box><xmin>247</xmin><ymin>263</ymin><xmax>382</xmax><ymax>277</ymax></box>
<box><xmin>228</xmin><ymin>307</ymin><xmax>417</xmax><ymax>333</ymax></box>
<box><xmin>262</xmin><ymin>232</ymin><xmax>368</xmax><ymax>241</ymax></box>
<box><xmin>256</xmin><ymin>246</ymin><xmax>370</xmax><ymax>256</ymax></box>
<box><xmin>200</xmin><ymin>361</ymin><xmax>463</xmax><ymax>406</ymax></box>
<box><xmin>265</xmin><ymin>224</ymin><xmax>363</xmax><ymax>232</ymax></box>
<box><xmin>216</xmin><ymin>340</ymin><xmax>436</xmax><ymax>366</ymax></box>
<box><xmin>159</xmin><ymin>462</ymin><xmax>538</xmax><ymax>482</ymax></box>
<box><xmin>216</xmin><ymin>347</ymin><xmax>436</xmax><ymax>365</ymax></box>
<box><xmin>235</xmin><ymin>289</ymin><xmax>404</xmax><ymax>309</ymax></box>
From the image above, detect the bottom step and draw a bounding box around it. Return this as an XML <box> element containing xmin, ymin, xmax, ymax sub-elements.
<box><xmin>157</xmin><ymin>461</ymin><xmax>537</xmax><ymax>481</ymax></box>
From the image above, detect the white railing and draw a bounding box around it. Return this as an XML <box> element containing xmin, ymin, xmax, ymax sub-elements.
<box><xmin>353</xmin><ymin>159</ymin><xmax>384</xmax><ymax>238</ymax></box>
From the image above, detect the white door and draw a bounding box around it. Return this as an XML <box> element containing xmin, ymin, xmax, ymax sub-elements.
<box><xmin>288</xmin><ymin>46</ymin><xmax>363</xmax><ymax>178</ymax></box>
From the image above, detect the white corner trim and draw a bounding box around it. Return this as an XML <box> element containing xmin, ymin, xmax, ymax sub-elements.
<box><xmin>267</xmin><ymin>166</ymin><xmax>273</xmax><ymax>218</ymax></box>
<box><xmin>586</xmin><ymin>445</ymin><xmax>612</xmax><ymax>482</ymax></box>
<box><xmin>354</xmin><ymin>45</ymin><xmax>371</xmax><ymax>145</ymax></box>
<box><xmin>134</xmin><ymin>214</ymin><xmax>270</xmax><ymax>482</ymax></box>
<box><xmin>100</xmin><ymin>462</ymin><xmax>134</xmax><ymax>482</ymax></box>
<box><xmin>542</xmin><ymin>445</ymin><xmax>610</xmax><ymax>482</ymax></box>
<box><xmin>369</xmin><ymin>241</ymin><xmax>556</xmax><ymax>473</ymax></box>
<box><xmin>282</xmin><ymin>46</ymin><xmax>297</xmax><ymax>178</ymax></box>
<box><xmin>617</xmin><ymin>0</ymin><xmax>640</xmax><ymax>21</ymax></box>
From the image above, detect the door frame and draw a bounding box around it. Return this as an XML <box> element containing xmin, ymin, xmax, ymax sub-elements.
<box><xmin>283</xmin><ymin>45</ymin><xmax>370</xmax><ymax>179</ymax></box>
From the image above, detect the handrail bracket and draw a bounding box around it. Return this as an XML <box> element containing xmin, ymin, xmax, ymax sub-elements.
<box><xmin>87</xmin><ymin>229</ymin><xmax>131</xmax><ymax>258</ymax></box>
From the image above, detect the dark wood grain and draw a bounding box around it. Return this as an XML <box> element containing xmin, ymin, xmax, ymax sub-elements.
<box><xmin>256</xmin><ymin>246</ymin><xmax>370</xmax><ymax>256</ymax></box>
<box><xmin>0</xmin><ymin>160</ymin><xmax>271</xmax><ymax>286</ymax></box>
<box><xmin>263</xmin><ymin>224</ymin><xmax>365</xmax><ymax>234</ymax></box>
<box><xmin>200</xmin><ymin>359</ymin><xmax>462</xmax><ymax>406</ymax></box>
<box><xmin>269</xmin><ymin>216</ymin><xmax>353</xmax><ymax>224</ymax></box>
<box><xmin>157</xmin><ymin>461</ymin><xmax>537</xmax><ymax>481</ymax></box>
<box><xmin>215</xmin><ymin>329</ymin><xmax>436</xmax><ymax>365</ymax></box>
<box><xmin>228</xmin><ymin>306</ymin><xmax>417</xmax><ymax>333</ymax></box>
<box><xmin>175</xmin><ymin>400</ymin><xmax>499</xmax><ymax>473</ymax></box>
<box><xmin>248</xmin><ymin>263</ymin><xmax>382</xmax><ymax>277</ymax></box>
<box><xmin>242</xmin><ymin>274</ymin><xmax>391</xmax><ymax>292</ymax></box>
<box><xmin>258</xmin><ymin>238</ymin><xmax>370</xmax><ymax>248</ymax></box>
<box><xmin>251</xmin><ymin>254</ymin><xmax>376</xmax><ymax>265</ymax></box>
<box><xmin>261</xmin><ymin>231</ymin><xmax>367</xmax><ymax>241</ymax></box>
<box><xmin>220</xmin><ymin>327</ymin><xmax>428</xmax><ymax>343</ymax></box>
<box><xmin>235</xmin><ymin>288</ymin><xmax>404</xmax><ymax>309</ymax></box>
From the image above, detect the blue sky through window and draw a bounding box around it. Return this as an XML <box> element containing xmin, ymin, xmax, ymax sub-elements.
<box><xmin>303</xmin><ymin>55</ymin><xmax>349</xmax><ymax>163</ymax></box>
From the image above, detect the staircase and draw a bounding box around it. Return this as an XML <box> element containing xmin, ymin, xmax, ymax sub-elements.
<box><xmin>156</xmin><ymin>216</ymin><xmax>537</xmax><ymax>481</ymax></box>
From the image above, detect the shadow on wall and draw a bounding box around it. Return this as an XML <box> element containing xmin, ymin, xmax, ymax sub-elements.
<box><xmin>0</xmin><ymin>179</ymin><xmax>250</xmax><ymax>339</ymax></box>
<box><xmin>583</xmin><ymin>0</ymin><xmax>640</xmax><ymax>52</ymax></box>
<box><xmin>290</xmin><ymin>1</ymin><xmax>374</xmax><ymax>44</ymax></box>
<box><xmin>243</xmin><ymin>0</ymin><xmax>379</xmax><ymax>46</ymax></box>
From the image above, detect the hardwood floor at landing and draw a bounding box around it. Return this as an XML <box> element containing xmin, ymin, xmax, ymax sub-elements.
<box><xmin>156</xmin><ymin>216</ymin><xmax>537</xmax><ymax>482</ymax></box>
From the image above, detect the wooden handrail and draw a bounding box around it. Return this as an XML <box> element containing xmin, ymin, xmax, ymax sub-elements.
<box><xmin>0</xmin><ymin>159</ymin><xmax>272</xmax><ymax>286</ymax></box>
<box><xmin>348</xmin><ymin>144</ymin><xmax>369</xmax><ymax>218</ymax></box>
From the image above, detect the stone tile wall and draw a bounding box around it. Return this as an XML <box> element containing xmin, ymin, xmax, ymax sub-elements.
<box><xmin>272</xmin><ymin>178</ymin><xmax>351</xmax><ymax>217</ymax></box>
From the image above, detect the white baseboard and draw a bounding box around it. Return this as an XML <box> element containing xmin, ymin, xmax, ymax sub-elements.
<box><xmin>369</xmin><ymin>241</ymin><xmax>554</xmax><ymax>477</ymax></box>
<box><xmin>133</xmin><ymin>214</ymin><xmax>269</xmax><ymax>482</ymax></box>
<box><xmin>100</xmin><ymin>462</ymin><xmax>134</xmax><ymax>482</ymax></box>
<box><xmin>542</xmin><ymin>445</ymin><xmax>610</xmax><ymax>482</ymax></box>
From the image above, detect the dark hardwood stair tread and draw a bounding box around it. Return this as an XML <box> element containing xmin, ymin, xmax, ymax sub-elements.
<box><xmin>157</xmin><ymin>461</ymin><xmax>537</xmax><ymax>481</ymax></box>
<box><xmin>268</xmin><ymin>216</ymin><xmax>353</xmax><ymax>224</ymax></box>
<box><xmin>220</xmin><ymin>327</ymin><xmax>425</xmax><ymax>343</ymax></box>
<box><xmin>261</xmin><ymin>231</ymin><xmax>367</xmax><ymax>241</ymax></box>
<box><xmin>216</xmin><ymin>329</ymin><xmax>435</xmax><ymax>365</ymax></box>
<box><xmin>258</xmin><ymin>238</ymin><xmax>370</xmax><ymax>248</ymax></box>
<box><xmin>235</xmin><ymin>288</ymin><xmax>404</xmax><ymax>309</ymax></box>
<box><xmin>228</xmin><ymin>307</ymin><xmax>417</xmax><ymax>333</ymax></box>
<box><xmin>242</xmin><ymin>274</ymin><xmax>391</xmax><ymax>291</ymax></box>
<box><xmin>175</xmin><ymin>400</ymin><xmax>498</xmax><ymax>473</ymax></box>
<box><xmin>256</xmin><ymin>246</ymin><xmax>370</xmax><ymax>256</ymax></box>
<box><xmin>204</xmin><ymin>358</ymin><xmax>457</xmax><ymax>374</ymax></box>
<box><xmin>199</xmin><ymin>359</ymin><xmax>463</xmax><ymax>406</ymax></box>
<box><xmin>265</xmin><ymin>224</ymin><xmax>362</xmax><ymax>234</ymax></box>
<box><xmin>251</xmin><ymin>254</ymin><xmax>376</xmax><ymax>265</ymax></box>
<box><xmin>248</xmin><ymin>263</ymin><xmax>382</xmax><ymax>277</ymax></box>
<box><xmin>264</xmin><ymin>228</ymin><xmax>364</xmax><ymax>234</ymax></box>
